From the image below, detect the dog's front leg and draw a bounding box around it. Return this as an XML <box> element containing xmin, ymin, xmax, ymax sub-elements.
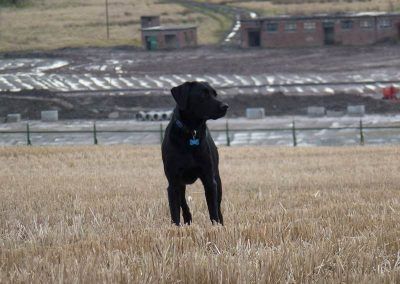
<box><xmin>167</xmin><ymin>184</ymin><xmax>181</xmax><ymax>225</ymax></box>
<box><xmin>200</xmin><ymin>176</ymin><xmax>220</xmax><ymax>224</ymax></box>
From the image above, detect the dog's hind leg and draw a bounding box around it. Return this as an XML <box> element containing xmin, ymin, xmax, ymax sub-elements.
<box><xmin>180</xmin><ymin>186</ymin><xmax>192</xmax><ymax>225</ymax></box>
<box><xmin>168</xmin><ymin>185</ymin><xmax>181</xmax><ymax>225</ymax></box>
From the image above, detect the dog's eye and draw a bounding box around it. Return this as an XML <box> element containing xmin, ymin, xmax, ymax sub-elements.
<box><xmin>199</xmin><ymin>92</ymin><xmax>209</xmax><ymax>101</ymax></box>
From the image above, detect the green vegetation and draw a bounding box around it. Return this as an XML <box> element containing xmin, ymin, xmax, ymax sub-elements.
<box><xmin>0</xmin><ymin>0</ymin><xmax>28</xmax><ymax>7</ymax></box>
<box><xmin>171</xmin><ymin>0</ymin><xmax>233</xmax><ymax>43</ymax></box>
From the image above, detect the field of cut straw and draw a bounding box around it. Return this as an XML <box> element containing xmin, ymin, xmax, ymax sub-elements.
<box><xmin>0</xmin><ymin>145</ymin><xmax>399</xmax><ymax>282</ymax></box>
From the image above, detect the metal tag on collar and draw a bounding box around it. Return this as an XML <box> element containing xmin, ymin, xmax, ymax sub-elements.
<box><xmin>189</xmin><ymin>130</ymin><xmax>199</xmax><ymax>146</ymax></box>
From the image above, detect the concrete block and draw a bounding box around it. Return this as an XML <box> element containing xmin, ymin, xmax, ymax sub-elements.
<box><xmin>6</xmin><ymin>113</ymin><xmax>21</xmax><ymax>123</ymax></box>
<box><xmin>347</xmin><ymin>105</ymin><xmax>365</xmax><ymax>116</ymax></box>
<box><xmin>145</xmin><ymin>111</ymin><xmax>160</xmax><ymax>121</ymax></box>
<box><xmin>108</xmin><ymin>111</ymin><xmax>119</xmax><ymax>119</ymax></box>
<box><xmin>326</xmin><ymin>110</ymin><xmax>344</xmax><ymax>117</ymax></box>
<box><xmin>41</xmin><ymin>110</ymin><xmax>58</xmax><ymax>122</ymax></box>
<box><xmin>136</xmin><ymin>111</ymin><xmax>146</xmax><ymax>121</ymax></box>
<box><xmin>307</xmin><ymin>106</ymin><xmax>325</xmax><ymax>117</ymax></box>
<box><xmin>161</xmin><ymin>110</ymin><xmax>173</xmax><ymax>121</ymax></box>
<box><xmin>246</xmin><ymin>108</ymin><xmax>265</xmax><ymax>119</ymax></box>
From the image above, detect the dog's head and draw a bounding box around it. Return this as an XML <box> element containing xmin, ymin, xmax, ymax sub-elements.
<box><xmin>171</xmin><ymin>81</ymin><xmax>229</xmax><ymax>120</ymax></box>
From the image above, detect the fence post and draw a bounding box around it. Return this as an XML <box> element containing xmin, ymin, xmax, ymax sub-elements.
<box><xmin>226</xmin><ymin>120</ymin><xmax>230</xmax><ymax>146</ymax></box>
<box><xmin>26</xmin><ymin>123</ymin><xmax>32</xmax><ymax>146</ymax></box>
<box><xmin>160</xmin><ymin>123</ymin><xmax>164</xmax><ymax>144</ymax></box>
<box><xmin>292</xmin><ymin>120</ymin><xmax>297</xmax><ymax>147</ymax></box>
<box><xmin>93</xmin><ymin>122</ymin><xmax>98</xmax><ymax>145</ymax></box>
<box><xmin>359</xmin><ymin>120</ymin><xmax>364</xmax><ymax>146</ymax></box>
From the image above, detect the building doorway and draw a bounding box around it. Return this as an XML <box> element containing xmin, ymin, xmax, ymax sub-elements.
<box><xmin>323</xmin><ymin>22</ymin><xmax>335</xmax><ymax>45</ymax></box>
<box><xmin>145</xmin><ymin>36</ymin><xmax>158</xmax><ymax>50</ymax></box>
<box><xmin>165</xmin><ymin>34</ymin><xmax>178</xmax><ymax>49</ymax></box>
<box><xmin>247</xmin><ymin>30</ymin><xmax>261</xmax><ymax>47</ymax></box>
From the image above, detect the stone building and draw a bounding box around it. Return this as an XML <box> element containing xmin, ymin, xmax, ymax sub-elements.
<box><xmin>140</xmin><ymin>16</ymin><xmax>197</xmax><ymax>50</ymax></box>
<box><xmin>240</xmin><ymin>12</ymin><xmax>400</xmax><ymax>48</ymax></box>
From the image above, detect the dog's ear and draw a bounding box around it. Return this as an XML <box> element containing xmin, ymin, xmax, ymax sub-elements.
<box><xmin>171</xmin><ymin>82</ymin><xmax>193</xmax><ymax>110</ymax></box>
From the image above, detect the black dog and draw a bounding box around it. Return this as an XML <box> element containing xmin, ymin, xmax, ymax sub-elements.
<box><xmin>161</xmin><ymin>81</ymin><xmax>229</xmax><ymax>226</ymax></box>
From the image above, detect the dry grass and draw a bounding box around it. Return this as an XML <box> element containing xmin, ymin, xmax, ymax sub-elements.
<box><xmin>0</xmin><ymin>145</ymin><xmax>400</xmax><ymax>282</ymax></box>
<box><xmin>233</xmin><ymin>0</ymin><xmax>400</xmax><ymax>16</ymax></box>
<box><xmin>0</xmin><ymin>0</ymin><xmax>225</xmax><ymax>52</ymax></box>
<box><xmin>194</xmin><ymin>0</ymin><xmax>400</xmax><ymax>15</ymax></box>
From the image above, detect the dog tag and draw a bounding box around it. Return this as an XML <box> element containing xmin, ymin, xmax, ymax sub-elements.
<box><xmin>189</xmin><ymin>138</ymin><xmax>199</xmax><ymax>146</ymax></box>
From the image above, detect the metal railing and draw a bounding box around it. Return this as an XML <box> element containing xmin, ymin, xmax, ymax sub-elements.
<box><xmin>1</xmin><ymin>120</ymin><xmax>400</xmax><ymax>146</ymax></box>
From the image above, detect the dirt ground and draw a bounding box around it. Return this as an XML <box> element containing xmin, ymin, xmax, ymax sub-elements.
<box><xmin>1</xmin><ymin>45</ymin><xmax>400</xmax><ymax>120</ymax></box>
<box><xmin>3</xmin><ymin>44</ymin><xmax>400</xmax><ymax>76</ymax></box>
<box><xmin>0</xmin><ymin>89</ymin><xmax>399</xmax><ymax>120</ymax></box>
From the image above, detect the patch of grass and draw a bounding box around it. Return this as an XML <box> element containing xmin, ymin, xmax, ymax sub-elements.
<box><xmin>0</xmin><ymin>0</ymin><xmax>29</xmax><ymax>8</ymax></box>
<box><xmin>190</xmin><ymin>0</ymin><xmax>400</xmax><ymax>14</ymax></box>
<box><xmin>176</xmin><ymin>1</ymin><xmax>233</xmax><ymax>43</ymax></box>
<box><xmin>0</xmin><ymin>0</ymin><xmax>223</xmax><ymax>52</ymax></box>
<box><xmin>0</xmin><ymin>146</ymin><xmax>400</xmax><ymax>282</ymax></box>
<box><xmin>231</xmin><ymin>0</ymin><xmax>400</xmax><ymax>15</ymax></box>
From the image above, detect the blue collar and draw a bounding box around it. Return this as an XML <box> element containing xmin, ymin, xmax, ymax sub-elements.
<box><xmin>175</xmin><ymin>119</ymin><xmax>200</xmax><ymax>147</ymax></box>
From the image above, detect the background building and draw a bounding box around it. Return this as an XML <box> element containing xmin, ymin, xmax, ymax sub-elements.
<box><xmin>241</xmin><ymin>12</ymin><xmax>400</xmax><ymax>48</ymax></box>
<box><xmin>141</xmin><ymin>16</ymin><xmax>197</xmax><ymax>50</ymax></box>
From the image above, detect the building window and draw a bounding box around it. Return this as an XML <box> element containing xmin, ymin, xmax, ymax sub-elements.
<box><xmin>379</xmin><ymin>18</ymin><xmax>392</xmax><ymax>28</ymax></box>
<box><xmin>341</xmin><ymin>20</ymin><xmax>353</xmax><ymax>30</ymax></box>
<box><xmin>285</xmin><ymin>22</ymin><xmax>297</xmax><ymax>32</ymax></box>
<box><xmin>304</xmin><ymin>22</ymin><xmax>316</xmax><ymax>31</ymax></box>
<box><xmin>360</xmin><ymin>19</ymin><xmax>373</xmax><ymax>29</ymax></box>
<box><xmin>266</xmin><ymin>22</ymin><xmax>278</xmax><ymax>32</ymax></box>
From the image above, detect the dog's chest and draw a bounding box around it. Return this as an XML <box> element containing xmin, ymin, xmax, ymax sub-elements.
<box><xmin>177</xmin><ymin>154</ymin><xmax>201</xmax><ymax>172</ymax></box>
<box><xmin>181</xmin><ymin>167</ymin><xmax>201</xmax><ymax>184</ymax></box>
<box><xmin>175</xmin><ymin>154</ymin><xmax>208</xmax><ymax>184</ymax></box>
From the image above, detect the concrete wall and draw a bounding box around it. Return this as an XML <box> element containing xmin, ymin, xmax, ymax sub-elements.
<box><xmin>41</xmin><ymin>110</ymin><xmax>58</xmax><ymax>122</ymax></box>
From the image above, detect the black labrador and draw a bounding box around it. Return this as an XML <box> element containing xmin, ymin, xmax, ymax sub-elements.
<box><xmin>161</xmin><ymin>81</ymin><xmax>229</xmax><ymax>226</ymax></box>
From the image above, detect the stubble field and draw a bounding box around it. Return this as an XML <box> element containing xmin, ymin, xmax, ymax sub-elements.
<box><xmin>0</xmin><ymin>146</ymin><xmax>399</xmax><ymax>283</ymax></box>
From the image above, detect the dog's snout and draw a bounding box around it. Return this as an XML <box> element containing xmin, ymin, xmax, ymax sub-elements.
<box><xmin>220</xmin><ymin>103</ymin><xmax>229</xmax><ymax>111</ymax></box>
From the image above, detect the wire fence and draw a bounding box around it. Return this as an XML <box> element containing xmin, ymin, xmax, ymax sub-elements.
<box><xmin>1</xmin><ymin>120</ymin><xmax>400</xmax><ymax>147</ymax></box>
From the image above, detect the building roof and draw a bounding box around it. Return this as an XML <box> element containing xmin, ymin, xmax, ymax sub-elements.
<box><xmin>141</xmin><ymin>25</ymin><xmax>197</xmax><ymax>31</ymax></box>
<box><xmin>241</xmin><ymin>12</ymin><xmax>400</xmax><ymax>22</ymax></box>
